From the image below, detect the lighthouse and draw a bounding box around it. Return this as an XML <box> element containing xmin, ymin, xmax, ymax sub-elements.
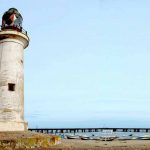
<box><xmin>0</xmin><ymin>8</ymin><xmax>29</xmax><ymax>131</ymax></box>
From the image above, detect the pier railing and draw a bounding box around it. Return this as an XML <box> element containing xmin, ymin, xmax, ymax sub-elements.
<box><xmin>29</xmin><ymin>128</ymin><xmax>150</xmax><ymax>134</ymax></box>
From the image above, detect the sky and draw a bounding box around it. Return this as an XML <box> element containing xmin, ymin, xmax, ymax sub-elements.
<box><xmin>1</xmin><ymin>0</ymin><xmax>150</xmax><ymax>128</ymax></box>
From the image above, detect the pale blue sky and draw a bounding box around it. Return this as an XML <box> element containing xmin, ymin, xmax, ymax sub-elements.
<box><xmin>1</xmin><ymin>0</ymin><xmax>150</xmax><ymax>128</ymax></box>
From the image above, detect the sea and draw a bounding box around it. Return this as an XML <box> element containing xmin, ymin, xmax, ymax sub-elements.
<box><xmin>54</xmin><ymin>131</ymin><xmax>150</xmax><ymax>138</ymax></box>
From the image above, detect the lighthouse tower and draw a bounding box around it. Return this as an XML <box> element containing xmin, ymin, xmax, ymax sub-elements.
<box><xmin>0</xmin><ymin>8</ymin><xmax>29</xmax><ymax>131</ymax></box>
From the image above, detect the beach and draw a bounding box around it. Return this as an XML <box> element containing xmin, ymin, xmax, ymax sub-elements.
<box><xmin>39</xmin><ymin>139</ymin><xmax>150</xmax><ymax>150</ymax></box>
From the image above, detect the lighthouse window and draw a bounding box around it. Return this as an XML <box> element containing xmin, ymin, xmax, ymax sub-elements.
<box><xmin>8</xmin><ymin>83</ymin><xmax>15</xmax><ymax>91</ymax></box>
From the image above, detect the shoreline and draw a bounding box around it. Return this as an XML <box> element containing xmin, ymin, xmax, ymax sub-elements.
<box><xmin>46</xmin><ymin>139</ymin><xmax>150</xmax><ymax>150</ymax></box>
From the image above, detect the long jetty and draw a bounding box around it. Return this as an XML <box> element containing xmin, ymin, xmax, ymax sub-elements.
<box><xmin>29</xmin><ymin>128</ymin><xmax>150</xmax><ymax>134</ymax></box>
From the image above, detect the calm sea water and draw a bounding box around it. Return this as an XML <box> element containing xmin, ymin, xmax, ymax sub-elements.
<box><xmin>54</xmin><ymin>131</ymin><xmax>150</xmax><ymax>138</ymax></box>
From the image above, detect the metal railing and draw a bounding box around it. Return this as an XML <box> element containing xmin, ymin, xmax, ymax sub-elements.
<box><xmin>0</xmin><ymin>25</ymin><xmax>28</xmax><ymax>35</ymax></box>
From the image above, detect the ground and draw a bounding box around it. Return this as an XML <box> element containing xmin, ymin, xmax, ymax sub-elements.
<box><xmin>33</xmin><ymin>139</ymin><xmax>150</xmax><ymax>150</ymax></box>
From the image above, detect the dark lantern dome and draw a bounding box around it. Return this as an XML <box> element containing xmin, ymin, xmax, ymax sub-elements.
<box><xmin>1</xmin><ymin>8</ymin><xmax>23</xmax><ymax>32</ymax></box>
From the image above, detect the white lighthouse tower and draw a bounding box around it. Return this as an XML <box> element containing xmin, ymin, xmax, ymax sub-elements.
<box><xmin>0</xmin><ymin>8</ymin><xmax>29</xmax><ymax>131</ymax></box>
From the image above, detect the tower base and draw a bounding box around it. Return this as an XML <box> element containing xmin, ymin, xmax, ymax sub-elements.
<box><xmin>0</xmin><ymin>121</ymin><xmax>28</xmax><ymax>131</ymax></box>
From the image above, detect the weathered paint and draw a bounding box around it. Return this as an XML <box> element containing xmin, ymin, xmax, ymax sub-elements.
<box><xmin>0</xmin><ymin>30</ymin><xmax>29</xmax><ymax>131</ymax></box>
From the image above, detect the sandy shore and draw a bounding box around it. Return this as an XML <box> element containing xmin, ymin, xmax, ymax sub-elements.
<box><xmin>29</xmin><ymin>139</ymin><xmax>150</xmax><ymax>150</ymax></box>
<box><xmin>0</xmin><ymin>132</ymin><xmax>149</xmax><ymax>149</ymax></box>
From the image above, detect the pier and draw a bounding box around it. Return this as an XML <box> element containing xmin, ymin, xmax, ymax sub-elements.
<box><xmin>29</xmin><ymin>128</ymin><xmax>150</xmax><ymax>134</ymax></box>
